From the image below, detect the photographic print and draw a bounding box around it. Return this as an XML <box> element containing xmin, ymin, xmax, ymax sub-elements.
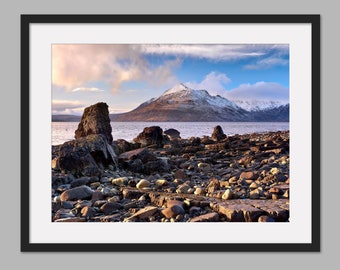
<box><xmin>51</xmin><ymin>44</ymin><xmax>290</xmax><ymax>224</ymax></box>
<box><xmin>21</xmin><ymin>15</ymin><xmax>320</xmax><ymax>251</ymax></box>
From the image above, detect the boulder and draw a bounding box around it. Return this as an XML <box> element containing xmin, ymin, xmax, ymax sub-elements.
<box><xmin>57</xmin><ymin>134</ymin><xmax>117</xmax><ymax>176</ymax></box>
<box><xmin>164</xmin><ymin>128</ymin><xmax>181</xmax><ymax>140</ymax></box>
<box><xmin>112</xmin><ymin>139</ymin><xmax>137</xmax><ymax>155</ymax></box>
<box><xmin>118</xmin><ymin>147</ymin><xmax>170</xmax><ymax>174</ymax></box>
<box><xmin>75</xmin><ymin>102</ymin><xmax>113</xmax><ymax>144</ymax></box>
<box><xmin>118</xmin><ymin>148</ymin><xmax>156</xmax><ymax>163</ymax></box>
<box><xmin>133</xmin><ymin>126</ymin><xmax>166</xmax><ymax>147</ymax></box>
<box><xmin>211</xmin><ymin>125</ymin><xmax>226</xmax><ymax>141</ymax></box>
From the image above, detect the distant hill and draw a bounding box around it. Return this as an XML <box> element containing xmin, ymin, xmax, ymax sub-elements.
<box><xmin>52</xmin><ymin>115</ymin><xmax>81</xmax><ymax>122</ymax></box>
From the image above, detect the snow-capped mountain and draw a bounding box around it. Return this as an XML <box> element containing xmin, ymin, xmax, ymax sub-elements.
<box><xmin>230</xmin><ymin>99</ymin><xmax>288</xmax><ymax>112</ymax></box>
<box><xmin>110</xmin><ymin>83</ymin><xmax>289</xmax><ymax>122</ymax></box>
<box><xmin>111</xmin><ymin>83</ymin><xmax>248</xmax><ymax>122</ymax></box>
<box><xmin>157</xmin><ymin>83</ymin><xmax>241</xmax><ymax>110</ymax></box>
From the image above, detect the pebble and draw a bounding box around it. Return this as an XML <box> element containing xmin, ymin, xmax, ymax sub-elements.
<box><xmin>111</xmin><ymin>177</ymin><xmax>128</xmax><ymax>186</ymax></box>
<box><xmin>222</xmin><ymin>189</ymin><xmax>233</xmax><ymax>200</ymax></box>
<box><xmin>249</xmin><ymin>189</ymin><xmax>260</xmax><ymax>199</ymax></box>
<box><xmin>155</xmin><ymin>179</ymin><xmax>169</xmax><ymax>187</ymax></box>
<box><xmin>136</xmin><ymin>179</ymin><xmax>151</xmax><ymax>189</ymax></box>
<box><xmin>81</xmin><ymin>206</ymin><xmax>96</xmax><ymax>218</ymax></box>
<box><xmin>194</xmin><ymin>187</ymin><xmax>206</xmax><ymax>195</ymax></box>
<box><xmin>176</xmin><ymin>183</ymin><xmax>191</xmax><ymax>194</ymax></box>
<box><xmin>60</xmin><ymin>185</ymin><xmax>94</xmax><ymax>201</ymax></box>
<box><xmin>197</xmin><ymin>162</ymin><xmax>211</xmax><ymax>172</ymax></box>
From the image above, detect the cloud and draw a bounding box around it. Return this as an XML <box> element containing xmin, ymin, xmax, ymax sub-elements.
<box><xmin>185</xmin><ymin>72</ymin><xmax>288</xmax><ymax>102</ymax></box>
<box><xmin>244</xmin><ymin>57</ymin><xmax>289</xmax><ymax>70</ymax></box>
<box><xmin>52</xmin><ymin>100</ymin><xmax>86</xmax><ymax>114</ymax></box>
<box><xmin>52</xmin><ymin>44</ymin><xmax>181</xmax><ymax>93</ymax></box>
<box><xmin>224</xmin><ymin>82</ymin><xmax>289</xmax><ymax>102</ymax></box>
<box><xmin>52</xmin><ymin>44</ymin><xmax>288</xmax><ymax>94</ymax></box>
<box><xmin>71</xmin><ymin>87</ymin><xmax>104</xmax><ymax>92</ymax></box>
<box><xmin>139</xmin><ymin>44</ymin><xmax>288</xmax><ymax>62</ymax></box>
<box><xmin>185</xmin><ymin>71</ymin><xmax>231</xmax><ymax>96</ymax></box>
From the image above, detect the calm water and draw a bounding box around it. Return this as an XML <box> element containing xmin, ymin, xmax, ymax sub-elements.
<box><xmin>51</xmin><ymin>122</ymin><xmax>289</xmax><ymax>146</ymax></box>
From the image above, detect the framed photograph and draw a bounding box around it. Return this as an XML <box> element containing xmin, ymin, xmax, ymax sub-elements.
<box><xmin>21</xmin><ymin>14</ymin><xmax>320</xmax><ymax>252</ymax></box>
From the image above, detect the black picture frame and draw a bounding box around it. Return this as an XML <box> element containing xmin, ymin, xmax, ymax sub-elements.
<box><xmin>21</xmin><ymin>14</ymin><xmax>320</xmax><ymax>252</ymax></box>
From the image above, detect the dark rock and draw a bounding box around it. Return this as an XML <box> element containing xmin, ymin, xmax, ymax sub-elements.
<box><xmin>211</xmin><ymin>125</ymin><xmax>226</xmax><ymax>141</ymax></box>
<box><xmin>125</xmin><ymin>206</ymin><xmax>158</xmax><ymax>221</ymax></box>
<box><xmin>240</xmin><ymin>171</ymin><xmax>257</xmax><ymax>180</ymax></box>
<box><xmin>190</xmin><ymin>212</ymin><xmax>219</xmax><ymax>222</ymax></box>
<box><xmin>118</xmin><ymin>148</ymin><xmax>156</xmax><ymax>163</ymax></box>
<box><xmin>112</xmin><ymin>139</ymin><xmax>136</xmax><ymax>155</ymax></box>
<box><xmin>60</xmin><ymin>185</ymin><xmax>94</xmax><ymax>201</ymax></box>
<box><xmin>133</xmin><ymin>126</ymin><xmax>166</xmax><ymax>147</ymax></box>
<box><xmin>70</xmin><ymin>177</ymin><xmax>91</xmax><ymax>188</ymax></box>
<box><xmin>201</xmin><ymin>136</ymin><xmax>214</xmax><ymax>145</ymax></box>
<box><xmin>57</xmin><ymin>134</ymin><xmax>118</xmax><ymax>176</ymax></box>
<box><xmin>258</xmin><ymin>215</ymin><xmax>275</xmax><ymax>222</ymax></box>
<box><xmin>128</xmin><ymin>179</ymin><xmax>137</xmax><ymax>187</ymax></box>
<box><xmin>249</xmin><ymin>199</ymin><xmax>289</xmax><ymax>221</ymax></box>
<box><xmin>91</xmin><ymin>190</ymin><xmax>106</xmax><ymax>201</ymax></box>
<box><xmin>214</xmin><ymin>200</ymin><xmax>265</xmax><ymax>222</ymax></box>
<box><xmin>75</xmin><ymin>102</ymin><xmax>113</xmax><ymax>144</ymax></box>
<box><xmin>53</xmin><ymin>209</ymin><xmax>75</xmax><ymax>221</ymax></box>
<box><xmin>189</xmin><ymin>137</ymin><xmax>201</xmax><ymax>146</ymax></box>
<box><xmin>145</xmin><ymin>159</ymin><xmax>170</xmax><ymax>174</ymax></box>
<box><xmin>161</xmin><ymin>205</ymin><xmax>185</xmax><ymax>219</ymax></box>
<box><xmin>52</xmin><ymin>174</ymin><xmax>74</xmax><ymax>188</ymax></box>
<box><xmin>207</xmin><ymin>178</ymin><xmax>220</xmax><ymax>194</ymax></box>
<box><xmin>127</xmin><ymin>159</ymin><xmax>144</xmax><ymax>173</ymax></box>
<box><xmin>54</xmin><ymin>217</ymin><xmax>86</xmax><ymax>222</ymax></box>
<box><xmin>122</xmin><ymin>189</ymin><xmax>144</xmax><ymax>200</ymax></box>
<box><xmin>167</xmin><ymin>200</ymin><xmax>185</xmax><ymax>208</ymax></box>
<box><xmin>100</xmin><ymin>202</ymin><xmax>123</xmax><ymax>215</ymax></box>
<box><xmin>61</xmin><ymin>201</ymin><xmax>74</xmax><ymax>209</ymax></box>
<box><xmin>174</xmin><ymin>169</ymin><xmax>189</xmax><ymax>180</ymax></box>
<box><xmin>204</xmin><ymin>142</ymin><xmax>228</xmax><ymax>151</ymax></box>
<box><xmin>164</xmin><ymin>128</ymin><xmax>181</xmax><ymax>140</ymax></box>
<box><xmin>81</xmin><ymin>206</ymin><xmax>96</xmax><ymax>218</ymax></box>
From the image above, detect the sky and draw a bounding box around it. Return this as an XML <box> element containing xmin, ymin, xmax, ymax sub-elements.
<box><xmin>52</xmin><ymin>44</ymin><xmax>289</xmax><ymax>115</ymax></box>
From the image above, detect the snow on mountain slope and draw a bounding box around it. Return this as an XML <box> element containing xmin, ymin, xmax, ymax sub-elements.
<box><xmin>230</xmin><ymin>99</ymin><xmax>288</xmax><ymax>112</ymax></box>
<box><xmin>159</xmin><ymin>83</ymin><xmax>241</xmax><ymax>110</ymax></box>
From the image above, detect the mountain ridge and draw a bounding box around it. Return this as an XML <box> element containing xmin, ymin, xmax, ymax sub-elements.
<box><xmin>52</xmin><ymin>83</ymin><xmax>289</xmax><ymax>122</ymax></box>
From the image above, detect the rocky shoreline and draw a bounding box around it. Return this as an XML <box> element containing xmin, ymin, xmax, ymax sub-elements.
<box><xmin>51</xmin><ymin>103</ymin><xmax>289</xmax><ymax>222</ymax></box>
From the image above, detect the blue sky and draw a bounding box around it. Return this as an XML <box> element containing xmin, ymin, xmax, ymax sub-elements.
<box><xmin>52</xmin><ymin>44</ymin><xmax>289</xmax><ymax>115</ymax></box>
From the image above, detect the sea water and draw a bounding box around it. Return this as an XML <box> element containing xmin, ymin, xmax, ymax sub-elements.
<box><xmin>51</xmin><ymin>122</ymin><xmax>289</xmax><ymax>146</ymax></box>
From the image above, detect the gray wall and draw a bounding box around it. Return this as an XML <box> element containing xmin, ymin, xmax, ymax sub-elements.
<box><xmin>1</xmin><ymin>0</ymin><xmax>334</xmax><ymax>269</ymax></box>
